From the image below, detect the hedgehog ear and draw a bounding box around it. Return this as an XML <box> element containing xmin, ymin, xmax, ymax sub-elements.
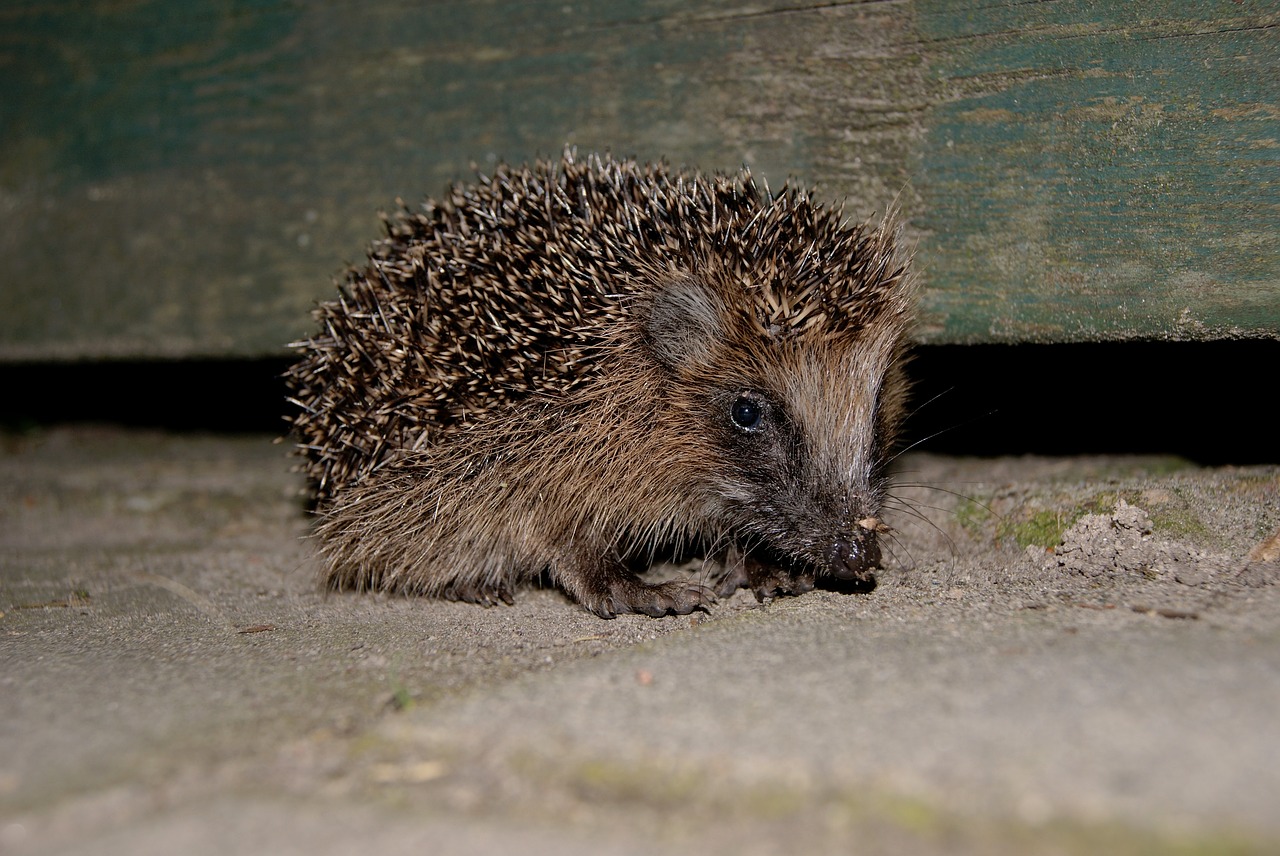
<box><xmin>646</xmin><ymin>276</ymin><xmax>723</xmax><ymax>373</ymax></box>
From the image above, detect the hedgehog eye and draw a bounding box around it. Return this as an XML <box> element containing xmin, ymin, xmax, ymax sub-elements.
<box><xmin>730</xmin><ymin>395</ymin><xmax>764</xmax><ymax>432</ymax></box>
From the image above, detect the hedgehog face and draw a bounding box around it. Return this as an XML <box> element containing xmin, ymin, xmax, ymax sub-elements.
<box><xmin>709</xmin><ymin>345</ymin><xmax>894</xmax><ymax>584</ymax></box>
<box><xmin>645</xmin><ymin>268</ymin><xmax>910</xmax><ymax>584</ymax></box>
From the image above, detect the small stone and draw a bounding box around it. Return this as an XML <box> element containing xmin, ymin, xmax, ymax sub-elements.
<box><xmin>1171</xmin><ymin>563</ymin><xmax>1207</xmax><ymax>587</ymax></box>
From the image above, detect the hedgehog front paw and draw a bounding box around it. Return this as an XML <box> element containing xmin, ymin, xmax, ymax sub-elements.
<box><xmin>582</xmin><ymin>576</ymin><xmax>715</xmax><ymax>619</ymax></box>
<box><xmin>605</xmin><ymin>578</ymin><xmax>716</xmax><ymax>619</ymax></box>
<box><xmin>716</xmin><ymin>550</ymin><xmax>815</xmax><ymax>602</ymax></box>
<box><xmin>748</xmin><ymin>565</ymin><xmax>816</xmax><ymax>602</ymax></box>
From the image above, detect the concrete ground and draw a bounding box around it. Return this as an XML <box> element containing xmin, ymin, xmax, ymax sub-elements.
<box><xmin>1</xmin><ymin>427</ymin><xmax>1278</xmax><ymax>855</ymax></box>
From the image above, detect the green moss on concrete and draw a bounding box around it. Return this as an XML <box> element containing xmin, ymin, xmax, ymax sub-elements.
<box><xmin>569</xmin><ymin>757</ymin><xmax>709</xmax><ymax>809</ymax></box>
<box><xmin>1147</xmin><ymin>504</ymin><xmax>1214</xmax><ymax>544</ymax></box>
<box><xmin>1001</xmin><ymin>508</ymin><xmax>1076</xmax><ymax>549</ymax></box>
<box><xmin>492</xmin><ymin>743</ymin><xmax>1275</xmax><ymax>856</ymax></box>
<box><xmin>954</xmin><ymin>496</ymin><xmax>995</xmax><ymax>537</ymax></box>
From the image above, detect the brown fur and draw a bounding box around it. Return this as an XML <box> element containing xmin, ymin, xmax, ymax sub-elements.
<box><xmin>287</xmin><ymin>150</ymin><xmax>915</xmax><ymax>617</ymax></box>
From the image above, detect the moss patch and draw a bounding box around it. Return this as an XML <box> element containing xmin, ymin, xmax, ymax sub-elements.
<box><xmin>494</xmin><ymin>744</ymin><xmax>1273</xmax><ymax>856</ymax></box>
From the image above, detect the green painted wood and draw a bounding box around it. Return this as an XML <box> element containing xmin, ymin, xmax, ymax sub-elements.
<box><xmin>0</xmin><ymin>1</ymin><xmax>1275</xmax><ymax>358</ymax></box>
<box><xmin>914</xmin><ymin>0</ymin><xmax>1280</xmax><ymax>342</ymax></box>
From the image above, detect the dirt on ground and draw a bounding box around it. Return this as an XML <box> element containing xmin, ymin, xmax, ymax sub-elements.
<box><xmin>1</xmin><ymin>427</ymin><xmax>1277</xmax><ymax>855</ymax></box>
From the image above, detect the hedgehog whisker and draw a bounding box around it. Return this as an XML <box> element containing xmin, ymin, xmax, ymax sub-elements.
<box><xmin>881</xmin><ymin>496</ymin><xmax>959</xmax><ymax>555</ymax></box>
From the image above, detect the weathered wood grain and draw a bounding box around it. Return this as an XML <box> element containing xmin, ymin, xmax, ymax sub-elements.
<box><xmin>914</xmin><ymin>0</ymin><xmax>1280</xmax><ymax>342</ymax></box>
<box><xmin>0</xmin><ymin>0</ymin><xmax>1274</xmax><ymax>357</ymax></box>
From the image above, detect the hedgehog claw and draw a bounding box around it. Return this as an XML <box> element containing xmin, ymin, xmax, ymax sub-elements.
<box><xmin>587</xmin><ymin>578</ymin><xmax>715</xmax><ymax>619</ymax></box>
<box><xmin>628</xmin><ymin>580</ymin><xmax>715</xmax><ymax>617</ymax></box>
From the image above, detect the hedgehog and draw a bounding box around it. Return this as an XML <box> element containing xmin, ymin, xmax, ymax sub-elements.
<box><xmin>286</xmin><ymin>149</ymin><xmax>915</xmax><ymax>618</ymax></box>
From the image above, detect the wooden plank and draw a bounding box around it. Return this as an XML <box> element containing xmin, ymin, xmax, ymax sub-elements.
<box><xmin>2</xmin><ymin>0</ymin><xmax>920</xmax><ymax>357</ymax></box>
<box><xmin>0</xmin><ymin>1</ymin><xmax>1275</xmax><ymax>358</ymax></box>
<box><xmin>913</xmin><ymin>0</ymin><xmax>1280</xmax><ymax>342</ymax></box>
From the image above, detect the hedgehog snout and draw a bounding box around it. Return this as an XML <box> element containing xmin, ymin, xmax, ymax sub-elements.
<box><xmin>826</xmin><ymin>522</ymin><xmax>882</xmax><ymax>582</ymax></box>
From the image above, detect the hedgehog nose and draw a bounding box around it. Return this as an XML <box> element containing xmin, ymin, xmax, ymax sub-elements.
<box><xmin>828</xmin><ymin>526</ymin><xmax>882</xmax><ymax>582</ymax></box>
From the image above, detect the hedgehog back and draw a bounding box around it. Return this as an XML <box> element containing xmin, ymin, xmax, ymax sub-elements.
<box><xmin>286</xmin><ymin>152</ymin><xmax>767</xmax><ymax>500</ymax></box>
